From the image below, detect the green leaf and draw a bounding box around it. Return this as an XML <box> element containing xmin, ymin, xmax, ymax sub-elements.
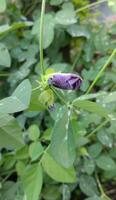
<box><xmin>83</xmin><ymin>39</ymin><xmax>94</xmax><ymax>62</ymax></box>
<box><xmin>55</xmin><ymin>3</ymin><xmax>77</xmax><ymax>25</ymax></box>
<box><xmin>28</xmin><ymin>124</ymin><xmax>40</xmax><ymax>141</ymax></box>
<box><xmin>94</xmin><ymin>27</ymin><xmax>110</xmax><ymax>52</ymax></box>
<box><xmin>0</xmin><ymin>181</ymin><xmax>24</xmax><ymax>200</ymax></box>
<box><xmin>96</xmin><ymin>155</ymin><xmax>116</xmax><ymax>171</ymax></box>
<box><xmin>0</xmin><ymin>0</ymin><xmax>6</xmax><ymax>13</ymax></box>
<box><xmin>0</xmin><ymin>79</ymin><xmax>32</xmax><ymax>113</ymax></box>
<box><xmin>42</xmin><ymin>185</ymin><xmax>61</xmax><ymax>200</ymax></box>
<box><xmin>32</xmin><ymin>14</ymin><xmax>55</xmax><ymax>49</ymax></box>
<box><xmin>0</xmin><ymin>43</ymin><xmax>11</xmax><ymax>67</ymax></box>
<box><xmin>79</xmin><ymin>175</ymin><xmax>99</xmax><ymax>197</ymax></box>
<box><xmin>50</xmin><ymin>0</ymin><xmax>63</xmax><ymax>5</ymax></box>
<box><xmin>67</xmin><ymin>24</ymin><xmax>90</xmax><ymax>39</ymax></box>
<box><xmin>3</xmin><ymin>154</ymin><xmax>16</xmax><ymax>170</ymax></box>
<box><xmin>50</xmin><ymin>106</ymin><xmax>76</xmax><ymax>168</ymax></box>
<box><xmin>104</xmin><ymin>168</ymin><xmax>116</xmax><ymax>180</ymax></box>
<box><xmin>85</xmin><ymin>196</ymin><xmax>102</xmax><ymax>200</ymax></box>
<box><xmin>16</xmin><ymin>161</ymin><xmax>26</xmax><ymax>176</ymax></box>
<box><xmin>41</xmin><ymin>128</ymin><xmax>52</xmax><ymax>141</ymax></box>
<box><xmin>29</xmin><ymin>89</ymin><xmax>46</xmax><ymax>111</ymax></box>
<box><xmin>29</xmin><ymin>142</ymin><xmax>43</xmax><ymax>161</ymax></box>
<box><xmin>103</xmin><ymin>91</ymin><xmax>116</xmax><ymax>103</ymax></box>
<box><xmin>15</xmin><ymin>146</ymin><xmax>29</xmax><ymax>160</ymax></box>
<box><xmin>97</xmin><ymin>130</ymin><xmax>113</xmax><ymax>148</ymax></box>
<box><xmin>0</xmin><ymin>114</ymin><xmax>24</xmax><ymax>149</ymax></box>
<box><xmin>73</xmin><ymin>100</ymin><xmax>109</xmax><ymax>118</ymax></box>
<box><xmin>42</xmin><ymin>152</ymin><xmax>77</xmax><ymax>183</ymax></box>
<box><xmin>88</xmin><ymin>143</ymin><xmax>102</xmax><ymax>158</ymax></box>
<box><xmin>84</xmin><ymin>158</ymin><xmax>95</xmax><ymax>175</ymax></box>
<box><xmin>77</xmin><ymin>92</ymin><xmax>106</xmax><ymax>101</ymax></box>
<box><xmin>22</xmin><ymin>163</ymin><xmax>43</xmax><ymax>200</ymax></box>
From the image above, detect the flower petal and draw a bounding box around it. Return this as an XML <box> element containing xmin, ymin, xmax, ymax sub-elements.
<box><xmin>48</xmin><ymin>73</ymin><xmax>82</xmax><ymax>90</ymax></box>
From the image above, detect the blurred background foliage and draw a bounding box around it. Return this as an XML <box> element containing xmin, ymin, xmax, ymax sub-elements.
<box><xmin>0</xmin><ymin>0</ymin><xmax>116</xmax><ymax>200</ymax></box>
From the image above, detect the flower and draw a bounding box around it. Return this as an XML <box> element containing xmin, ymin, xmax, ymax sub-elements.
<box><xmin>48</xmin><ymin>73</ymin><xmax>82</xmax><ymax>90</ymax></box>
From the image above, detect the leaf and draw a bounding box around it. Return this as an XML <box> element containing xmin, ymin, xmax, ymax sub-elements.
<box><xmin>97</xmin><ymin>130</ymin><xmax>113</xmax><ymax>148</ymax></box>
<box><xmin>84</xmin><ymin>158</ymin><xmax>95</xmax><ymax>175</ymax></box>
<box><xmin>73</xmin><ymin>100</ymin><xmax>109</xmax><ymax>118</ymax></box>
<box><xmin>16</xmin><ymin>161</ymin><xmax>26</xmax><ymax>176</ymax></box>
<box><xmin>29</xmin><ymin>89</ymin><xmax>46</xmax><ymax>111</ymax></box>
<box><xmin>42</xmin><ymin>185</ymin><xmax>61</xmax><ymax>200</ymax></box>
<box><xmin>103</xmin><ymin>91</ymin><xmax>116</xmax><ymax>103</ymax></box>
<box><xmin>0</xmin><ymin>79</ymin><xmax>32</xmax><ymax>113</ymax></box>
<box><xmin>88</xmin><ymin>143</ymin><xmax>102</xmax><ymax>158</ymax></box>
<box><xmin>42</xmin><ymin>152</ymin><xmax>77</xmax><ymax>183</ymax></box>
<box><xmin>79</xmin><ymin>175</ymin><xmax>99</xmax><ymax>197</ymax></box>
<box><xmin>77</xmin><ymin>92</ymin><xmax>106</xmax><ymax>101</ymax></box>
<box><xmin>0</xmin><ymin>181</ymin><xmax>24</xmax><ymax>200</ymax></box>
<box><xmin>28</xmin><ymin>124</ymin><xmax>40</xmax><ymax>141</ymax></box>
<box><xmin>32</xmin><ymin>14</ymin><xmax>55</xmax><ymax>49</ymax></box>
<box><xmin>0</xmin><ymin>0</ymin><xmax>6</xmax><ymax>13</ymax></box>
<box><xmin>15</xmin><ymin>146</ymin><xmax>29</xmax><ymax>160</ymax></box>
<box><xmin>67</xmin><ymin>24</ymin><xmax>90</xmax><ymax>39</ymax></box>
<box><xmin>83</xmin><ymin>39</ymin><xmax>94</xmax><ymax>62</ymax></box>
<box><xmin>0</xmin><ymin>114</ymin><xmax>24</xmax><ymax>149</ymax></box>
<box><xmin>94</xmin><ymin>27</ymin><xmax>110</xmax><ymax>52</ymax></box>
<box><xmin>50</xmin><ymin>106</ymin><xmax>76</xmax><ymax>168</ymax></box>
<box><xmin>22</xmin><ymin>164</ymin><xmax>43</xmax><ymax>200</ymax></box>
<box><xmin>0</xmin><ymin>43</ymin><xmax>11</xmax><ymax>67</ymax></box>
<box><xmin>96</xmin><ymin>155</ymin><xmax>116</xmax><ymax>171</ymax></box>
<box><xmin>55</xmin><ymin>3</ymin><xmax>77</xmax><ymax>25</ymax></box>
<box><xmin>50</xmin><ymin>0</ymin><xmax>63</xmax><ymax>5</ymax></box>
<box><xmin>29</xmin><ymin>142</ymin><xmax>43</xmax><ymax>161</ymax></box>
<box><xmin>3</xmin><ymin>154</ymin><xmax>16</xmax><ymax>170</ymax></box>
<box><xmin>85</xmin><ymin>196</ymin><xmax>102</xmax><ymax>200</ymax></box>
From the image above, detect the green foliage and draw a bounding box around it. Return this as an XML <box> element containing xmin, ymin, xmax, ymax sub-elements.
<box><xmin>0</xmin><ymin>114</ymin><xmax>24</xmax><ymax>149</ymax></box>
<box><xmin>21</xmin><ymin>164</ymin><xmax>43</xmax><ymax>200</ymax></box>
<box><xmin>50</xmin><ymin>106</ymin><xmax>76</xmax><ymax>168</ymax></box>
<box><xmin>0</xmin><ymin>0</ymin><xmax>116</xmax><ymax>200</ymax></box>
<box><xmin>42</xmin><ymin>152</ymin><xmax>77</xmax><ymax>183</ymax></box>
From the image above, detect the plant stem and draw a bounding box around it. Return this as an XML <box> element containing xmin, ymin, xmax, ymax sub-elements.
<box><xmin>51</xmin><ymin>87</ymin><xmax>67</xmax><ymax>105</ymax></box>
<box><xmin>40</xmin><ymin>0</ymin><xmax>46</xmax><ymax>75</ymax></box>
<box><xmin>86</xmin><ymin>48</ymin><xmax>116</xmax><ymax>94</ymax></box>
<box><xmin>87</xmin><ymin>119</ymin><xmax>109</xmax><ymax>138</ymax></box>
<box><xmin>1</xmin><ymin>171</ymin><xmax>14</xmax><ymax>184</ymax></box>
<box><xmin>76</xmin><ymin>0</ymin><xmax>107</xmax><ymax>13</ymax></box>
<box><xmin>95</xmin><ymin>173</ymin><xmax>111</xmax><ymax>200</ymax></box>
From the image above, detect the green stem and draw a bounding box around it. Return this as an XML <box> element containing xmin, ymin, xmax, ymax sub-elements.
<box><xmin>87</xmin><ymin>119</ymin><xmax>109</xmax><ymax>138</ymax></box>
<box><xmin>76</xmin><ymin>0</ymin><xmax>107</xmax><ymax>13</ymax></box>
<box><xmin>40</xmin><ymin>0</ymin><xmax>46</xmax><ymax>75</ymax></box>
<box><xmin>86</xmin><ymin>48</ymin><xmax>116</xmax><ymax>94</ymax></box>
<box><xmin>1</xmin><ymin>171</ymin><xmax>14</xmax><ymax>184</ymax></box>
<box><xmin>95</xmin><ymin>173</ymin><xmax>111</xmax><ymax>200</ymax></box>
<box><xmin>51</xmin><ymin>87</ymin><xmax>67</xmax><ymax>105</ymax></box>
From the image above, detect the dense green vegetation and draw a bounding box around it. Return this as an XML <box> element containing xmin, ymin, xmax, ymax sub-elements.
<box><xmin>0</xmin><ymin>0</ymin><xmax>116</xmax><ymax>200</ymax></box>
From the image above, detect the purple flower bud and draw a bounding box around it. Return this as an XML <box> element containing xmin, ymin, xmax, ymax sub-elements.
<box><xmin>48</xmin><ymin>73</ymin><xmax>82</xmax><ymax>90</ymax></box>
